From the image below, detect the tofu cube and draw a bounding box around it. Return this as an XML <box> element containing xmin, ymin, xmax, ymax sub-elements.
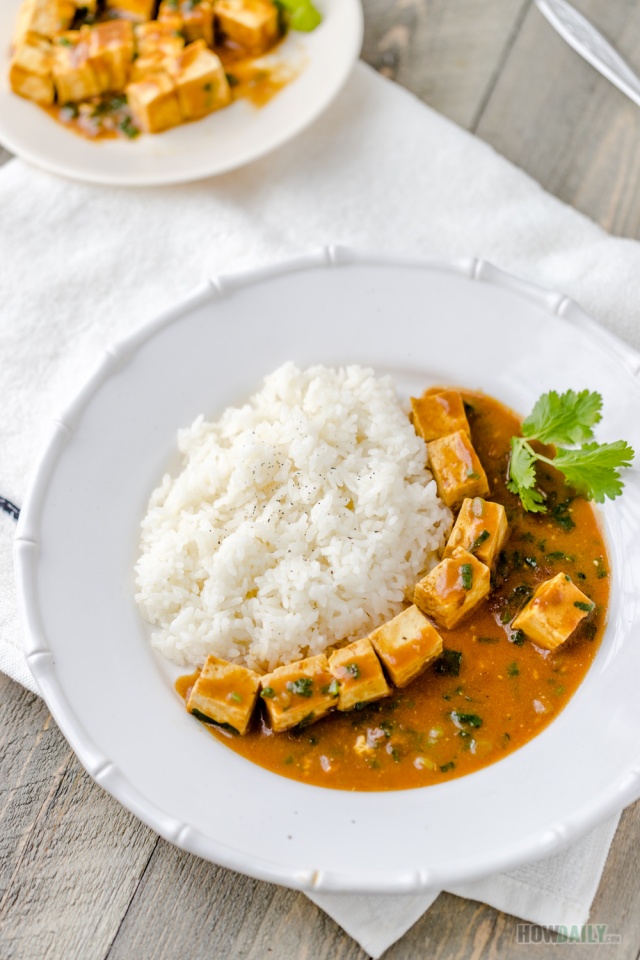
<box><xmin>259</xmin><ymin>654</ymin><xmax>337</xmax><ymax>732</ymax></box>
<box><xmin>187</xmin><ymin>654</ymin><xmax>260</xmax><ymax>735</ymax></box>
<box><xmin>214</xmin><ymin>0</ymin><xmax>279</xmax><ymax>55</ymax></box>
<box><xmin>182</xmin><ymin>0</ymin><xmax>215</xmax><ymax>46</ymax></box>
<box><xmin>427</xmin><ymin>430</ymin><xmax>489</xmax><ymax>509</ymax></box>
<box><xmin>167</xmin><ymin>40</ymin><xmax>231</xmax><ymax>119</ymax></box>
<box><xmin>328</xmin><ymin>637</ymin><xmax>390</xmax><ymax>711</ymax></box>
<box><xmin>104</xmin><ymin>0</ymin><xmax>156</xmax><ymax>22</ymax></box>
<box><xmin>414</xmin><ymin>548</ymin><xmax>491</xmax><ymax>630</ymax></box>
<box><xmin>159</xmin><ymin>0</ymin><xmax>215</xmax><ymax>46</ymax></box>
<box><xmin>9</xmin><ymin>32</ymin><xmax>54</xmax><ymax>105</ymax></box>
<box><xmin>512</xmin><ymin>573</ymin><xmax>595</xmax><ymax>651</ymax></box>
<box><xmin>369</xmin><ymin>605</ymin><xmax>443</xmax><ymax>687</ymax></box>
<box><xmin>126</xmin><ymin>71</ymin><xmax>183</xmax><ymax>132</ymax></box>
<box><xmin>135</xmin><ymin>18</ymin><xmax>185</xmax><ymax>58</ymax></box>
<box><xmin>411</xmin><ymin>390</ymin><xmax>470</xmax><ymax>442</ymax></box>
<box><xmin>129</xmin><ymin>53</ymin><xmax>169</xmax><ymax>81</ymax></box>
<box><xmin>52</xmin><ymin>32</ymin><xmax>102</xmax><ymax>103</ymax></box>
<box><xmin>87</xmin><ymin>21</ymin><xmax>135</xmax><ymax>92</ymax></box>
<box><xmin>14</xmin><ymin>0</ymin><xmax>76</xmax><ymax>44</ymax></box>
<box><xmin>443</xmin><ymin>497</ymin><xmax>508</xmax><ymax>568</ymax></box>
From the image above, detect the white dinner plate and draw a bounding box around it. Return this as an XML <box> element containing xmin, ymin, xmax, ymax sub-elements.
<box><xmin>14</xmin><ymin>249</ymin><xmax>640</xmax><ymax>894</ymax></box>
<box><xmin>0</xmin><ymin>1</ymin><xmax>362</xmax><ymax>185</ymax></box>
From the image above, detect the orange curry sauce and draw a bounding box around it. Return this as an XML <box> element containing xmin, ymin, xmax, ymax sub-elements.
<box><xmin>176</xmin><ymin>390</ymin><xmax>610</xmax><ymax>791</ymax></box>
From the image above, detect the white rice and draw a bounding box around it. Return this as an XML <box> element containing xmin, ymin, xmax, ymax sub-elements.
<box><xmin>135</xmin><ymin>363</ymin><xmax>451</xmax><ymax>672</ymax></box>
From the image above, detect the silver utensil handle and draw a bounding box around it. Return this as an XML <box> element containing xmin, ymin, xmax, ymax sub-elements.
<box><xmin>536</xmin><ymin>0</ymin><xmax>640</xmax><ymax>108</ymax></box>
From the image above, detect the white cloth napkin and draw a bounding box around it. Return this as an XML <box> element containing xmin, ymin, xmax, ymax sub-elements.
<box><xmin>1</xmin><ymin>60</ymin><xmax>636</xmax><ymax>957</ymax></box>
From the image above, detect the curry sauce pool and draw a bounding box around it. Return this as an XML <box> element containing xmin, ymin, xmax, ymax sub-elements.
<box><xmin>177</xmin><ymin>390</ymin><xmax>610</xmax><ymax>791</ymax></box>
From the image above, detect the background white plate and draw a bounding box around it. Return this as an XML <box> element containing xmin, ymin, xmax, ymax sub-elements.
<box><xmin>14</xmin><ymin>249</ymin><xmax>640</xmax><ymax>894</ymax></box>
<box><xmin>0</xmin><ymin>0</ymin><xmax>362</xmax><ymax>185</ymax></box>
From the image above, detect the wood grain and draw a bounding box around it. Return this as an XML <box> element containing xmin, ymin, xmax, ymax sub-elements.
<box><xmin>0</xmin><ymin>673</ymin><xmax>157</xmax><ymax>960</ymax></box>
<box><xmin>473</xmin><ymin>0</ymin><xmax>640</xmax><ymax>238</ymax></box>
<box><xmin>107</xmin><ymin>840</ymin><xmax>368</xmax><ymax>960</ymax></box>
<box><xmin>361</xmin><ymin>0</ymin><xmax>532</xmax><ymax>129</ymax></box>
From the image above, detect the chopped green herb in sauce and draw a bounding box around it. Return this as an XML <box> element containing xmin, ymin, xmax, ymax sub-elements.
<box><xmin>435</xmin><ymin>649</ymin><xmax>462</xmax><ymax>677</ymax></box>
<box><xmin>500</xmin><ymin>584</ymin><xmax>533</xmax><ymax>623</ymax></box>
<box><xmin>451</xmin><ymin>711</ymin><xmax>483</xmax><ymax>729</ymax></box>
<box><xmin>119</xmin><ymin>116</ymin><xmax>140</xmax><ymax>139</ymax></box>
<box><xmin>286</xmin><ymin>678</ymin><xmax>314</xmax><ymax>697</ymax></box>
<box><xmin>470</xmin><ymin>529</ymin><xmax>490</xmax><ymax>552</ymax></box>
<box><xmin>460</xmin><ymin>563</ymin><xmax>473</xmax><ymax>590</ymax></box>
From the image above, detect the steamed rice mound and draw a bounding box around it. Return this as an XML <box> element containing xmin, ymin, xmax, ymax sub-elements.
<box><xmin>135</xmin><ymin>363</ymin><xmax>451</xmax><ymax>672</ymax></box>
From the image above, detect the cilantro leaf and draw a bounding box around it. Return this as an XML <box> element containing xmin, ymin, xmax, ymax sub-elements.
<box><xmin>553</xmin><ymin>441</ymin><xmax>635</xmax><ymax>502</ymax></box>
<box><xmin>507</xmin><ymin>438</ymin><xmax>547</xmax><ymax>512</ymax></box>
<box><xmin>509</xmin><ymin>391</ymin><xmax>633</xmax><ymax>512</ymax></box>
<box><xmin>522</xmin><ymin>390</ymin><xmax>602</xmax><ymax>446</ymax></box>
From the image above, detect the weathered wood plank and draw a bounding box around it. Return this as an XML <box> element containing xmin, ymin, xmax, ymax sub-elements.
<box><xmin>386</xmin><ymin>800</ymin><xmax>640</xmax><ymax>959</ymax></box>
<box><xmin>474</xmin><ymin>0</ymin><xmax>640</xmax><ymax>238</ymax></box>
<box><xmin>106</xmin><ymin>841</ymin><xmax>367</xmax><ymax>960</ymax></box>
<box><xmin>0</xmin><ymin>674</ymin><xmax>158</xmax><ymax>960</ymax></box>
<box><xmin>361</xmin><ymin>0</ymin><xmax>532</xmax><ymax>129</ymax></box>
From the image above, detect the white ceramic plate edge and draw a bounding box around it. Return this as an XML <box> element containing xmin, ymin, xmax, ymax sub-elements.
<box><xmin>14</xmin><ymin>247</ymin><xmax>640</xmax><ymax>893</ymax></box>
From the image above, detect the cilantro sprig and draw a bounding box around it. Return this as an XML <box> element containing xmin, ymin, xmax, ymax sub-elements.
<box><xmin>507</xmin><ymin>390</ymin><xmax>634</xmax><ymax>512</ymax></box>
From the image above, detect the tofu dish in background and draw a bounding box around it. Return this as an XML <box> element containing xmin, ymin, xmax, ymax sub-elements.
<box><xmin>8</xmin><ymin>0</ymin><xmax>322</xmax><ymax>139</ymax></box>
<box><xmin>136</xmin><ymin>364</ymin><xmax>634</xmax><ymax>791</ymax></box>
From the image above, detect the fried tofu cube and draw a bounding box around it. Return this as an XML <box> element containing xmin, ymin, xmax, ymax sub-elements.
<box><xmin>126</xmin><ymin>71</ymin><xmax>183</xmax><ymax>132</ymax></box>
<box><xmin>329</xmin><ymin>637</ymin><xmax>390</xmax><ymax>711</ymax></box>
<box><xmin>14</xmin><ymin>0</ymin><xmax>76</xmax><ymax>43</ymax></box>
<box><xmin>214</xmin><ymin>0</ymin><xmax>279</xmax><ymax>55</ymax></box>
<box><xmin>129</xmin><ymin>54</ymin><xmax>168</xmax><ymax>81</ymax></box>
<box><xmin>414</xmin><ymin>548</ymin><xmax>491</xmax><ymax>630</ymax></box>
<box><xmin>369</xmin><ymin>605</ymin><xmax>443</xmax><ymax>687</ymax></box>
<box><xmin>443</xmin><ymin>497</ymin><xmax>508</xmax><ymax>568</ymax></box>
<box><xmin>104</xmin><ymin>0</ymin><xmax>156</xmax><ymax>21</ymax></box>
<box><xmin>9</xmin><ymin>32</ymin><xmax>54</xmax><ymax>105</ymax></box>
<box><xmin>52</xmin><ymin>32</ymin><xmax>103</xmax><ymax>103</ymax></box>
<box><xmin>427</xmin><ymin>430</ymin><xmax>489</xmax><ymax>509</ymax></box>
<box><xmin>135</xmin><ymin>18</ymin><xmax>185</xmax><ymax>58</ymax></box>
<box><xmin>166</xmin><ymin>40</ymin><xmax>231</xmax><ymax>119</ymax></box>
<box><xmin>411</xmin><ymin>390</ymin><xmax>470</xmax><ymax>443</ymax></box>
<box><xmin>182</xmin><ymin>0</ymin><xmax>215</xmax><ymax>46</ymax></box>
<box><xmin>187</xmin><ymin>654</ymin><xmax>260</xmax><ymax>735</ymax></box>
<box><xmin>87</xmin><ymin>21</ymin><xmax>134</xmax><ymax>92</ymax></box>
<box><xmin>158</xmin><ymin>0</ymin><xmax>181</xmax><ymax>21</ymax></box>
<box><xmin>512</xmin><ymin>573</ymin><xmax>595</xmax><ymax>651</ymax></box>
<box><xmin>259</xmin><ymin>654</ymin><xmax>337</xmax><ymax>732</ymax></box>
<box><xmin>159</xmin><ymin>0</ymin><xmax>215</xmax><ymax>46</ymax></box>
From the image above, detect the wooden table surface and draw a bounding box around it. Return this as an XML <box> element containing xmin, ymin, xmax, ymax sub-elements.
<box><xmin>3</xmin><ymin>1</ymin><xmax>640</xmax><ymax>957</ymax></box>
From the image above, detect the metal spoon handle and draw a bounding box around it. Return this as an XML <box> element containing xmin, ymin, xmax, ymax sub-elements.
<box><xmin>536</xmin><ymin>0</ymin><xmax>640</xmax><ymax>108</ymax></box>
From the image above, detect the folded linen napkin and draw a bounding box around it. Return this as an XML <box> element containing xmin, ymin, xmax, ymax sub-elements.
<box><xmin>1</xmin><ymin>61</ymin><xmax>637</xmax><ymax>957</ymax></box>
